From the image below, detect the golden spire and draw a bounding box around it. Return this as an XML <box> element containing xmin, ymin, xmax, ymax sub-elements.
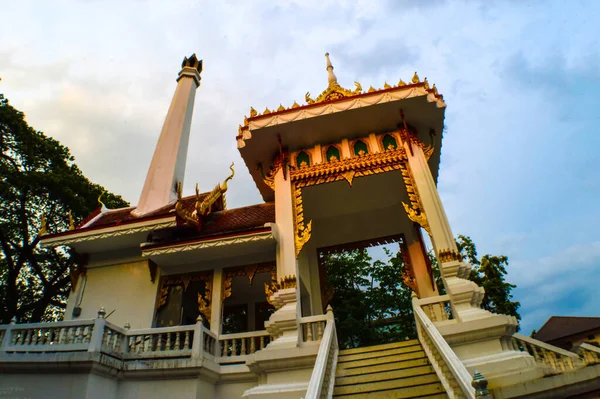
<box><xmin>325</xmin><ymin>53</ymin><xmax>338</xmax><ymax>87</ymax></box>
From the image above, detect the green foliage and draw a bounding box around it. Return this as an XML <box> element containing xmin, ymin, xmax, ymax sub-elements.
<box><xmin>456</xmin><ymin>235</ymin><xmax>521</xmax><ymax>323</ymax></box>
<box><xmin>324</xmin><ymin>235</ymin><xmax>521</xmax><ymax>348</ymax></box>
<box><xmin>322</xmin><ymin>248</ymin><xmax>415</xmax><ymax>349</ymax></box>
<box><xmin>0</xmin><ymin>96</ymin><xmax>128</xmax><ymax>323</ymax></box>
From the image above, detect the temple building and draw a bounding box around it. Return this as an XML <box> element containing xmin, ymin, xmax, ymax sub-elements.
<box><xmin>0</xmin><ymin>54</ymin><xmax>599</xmax><ymax>399</ymax></box>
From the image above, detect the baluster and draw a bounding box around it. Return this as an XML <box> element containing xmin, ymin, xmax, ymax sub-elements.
<box><xmin>306</xmin><ymin>323</ymin><xmax>313</xmax><ymax>341</ymax></box>
<box><xmin>232</xmin><ymin>339</ymin><xmax>238</xmax><ymax>356</ymax></box>
<box><xmin>165</xmin><ymin>332</ymin><xmax>171</xmax><ymax>351</ymax></box>
<box><xmin>34</xmin><ymin>329</ymin><xmax>41</xmax><ymax>345</ymax></box>
<box><xmin>259</xmin><ymin>336</ymin><xmax>265</xmax><ymax>350</ymax></box>
<box><xmin>136</xmin><ymin>335</ymin><xmax>143</xmax><ymax>353</ymax></box>
<box><xmin>24</xmin><ymin>329</ymin><xmax>32</xmax><ymax>345</ymax></box>
<box><xmin>241</xmin><ymin>337</ymin><xmax>246</xmax><ymax>356</ymax></box>
<box><xmin>11</xmin><ymin>330</ymin><xmax>19</xmax><ymax>345</ymax></box>
<box><xmin>103</xmin><ymin>329</ymin><xmax>111</xmax><ymax>347</ymax></box>
<box><xmin>317</xmin><ymin>322</ymin><xmax>325</xmax><ymax>340</ymax></box>
<box><xmin>222</xmin><ymin>339</ymin><xmax>228</xmax><ymax>357</ymax></box>
<box><xmin>128</xmin><ymin>335</ymin><xmax>134</xmax><ymax>352</ymax></box>
<box><xmin>250</xmin><ymin>337</ymin><xmax>256</xmax><ymax>354</ymax></box>
<box><xmin>47</xmin><ymin>328</ymin><xmax>55</xmax><ymax>345</ymax></box>
<box><xmin>175</xmin><ymin>332</ymin><xmax>181</xmax><ymax>351</ymax></box>
<box><xmin>183</xmin><ymin>331</ymin><xmax>190</xmax><ymax>350</ymax></box>
<box><xmin>114</xmin><ymin>332</ymin><xmax>121</xmax><ymax>351</ymax></box>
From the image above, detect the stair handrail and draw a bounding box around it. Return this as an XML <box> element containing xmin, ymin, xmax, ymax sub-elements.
<box><xmin>512</xmin><ymin>333</ymin><xmax>584</xmax><ymax>374</ymax></box>
<box><xmin>413</xmin><ymin>296</ymin><xmax>476</xmax><ymax>399</ymax></box>
<box><xmin>305</xmin><ymin>306</ymin><xmax>338</xmax><ymax>399</ymax></box>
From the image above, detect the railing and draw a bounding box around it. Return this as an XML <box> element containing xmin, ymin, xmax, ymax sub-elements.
<box><xmin>219</xmin><ymin>330</ymin><xmax>271</xmax><ymax>363</ymax></box>
<box><xmin>124</xmin><ymin>325</ymin><xmax>195</xmax><ymax>359</ymax></box>
<box><xmin>305</xmin><ymin>306</ymin><xmax>338</xmax><ymax>399</ymax></box>
<box><xmin>578</xmin><ymin>343</ymin><xmax>600</xmax><ymax>366</ymax></box>
<box><xmin>417</xmin><ymin>294</ymin><xmax>454</xmax><ymax>323</ymax></box>
<box><xmin>512</xmin><ymin>333</ymin><xmax>583</xmax><ymax>375</ymax></box>
<box><xmin>413</xmin><ymin>296</ymin><xmax>476</xmax><ymax>399</ymax></box>
<box><xmin>0</xmin><ymin>311</ymin><xmax>254</xmax><ymax>364</ymax></box>
<box><xmin>0</xmin><ymin>319</ymin><xmax>97</xmax><ymax>353</ymax></box>
<box><xmin>300</xmin><ymin>314</ymin><xmax>328</xmax><ymax>342</ymax></box>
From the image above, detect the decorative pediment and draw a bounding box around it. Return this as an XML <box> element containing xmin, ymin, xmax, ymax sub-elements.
<box><xmin>175</xmin><ymin>163</ymin><xmax>234</xmax><ymax>231</ymax></box>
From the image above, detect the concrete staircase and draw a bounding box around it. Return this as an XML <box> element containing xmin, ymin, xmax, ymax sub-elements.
<box><xmin>333</xmin><ymin>340</ymin><xmax>448</xmax><ymax>398</ymax></box>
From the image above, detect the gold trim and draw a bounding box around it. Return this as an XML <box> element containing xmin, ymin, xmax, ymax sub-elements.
<box><xmin>401</xmin><ymin>155</ymin><xmax>431</xmax><ymax>235</ymax></box>
<box><xmin>438</xmin><ymin>249</ymin><xmax>463</xmax><ymax>263</ymax></box>
<box><xmin>264</xmin><ymin>275</ymin><xmax>297</xmax><ymax>307</ymax></box>
<box><xmin>292</xmin><ymin>184</ymin><xmax>312</xmax><ymax>258</ymax></box>
<box><xmin>222</xmin><ymin>262</ymin><xmax>276</xmax><ymax>303</ymax></box>
<box><xmin>290</xmin><ymin>146</ymin><xmax>407</xmax><ymax>188</ymax></box>
<box><xmin>198</xmin><ymin>279</ymin><xmax>212</xmax><ymax>321</ymax></box>
<box><xmin>175</xmin><ymin>163</ymin><xmax>234</xmax><ymax>229</ymax></box>
<box><xmin>400</xmin><ymin>239</ymin><xmax>419</xmax><ymax>296</ymax></box>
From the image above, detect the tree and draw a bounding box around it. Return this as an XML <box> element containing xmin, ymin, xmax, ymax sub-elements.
<box><xmin>0</xmin><ymin>95</ymin><xmax>128</xmax><ymax>324</ymax></box>
<box><xmin>456</xmin><ymin>235</ymin><xmax>521</xmax><ymax>322</ymax></box>
<box><xmin>323</xmin><ymin>248</ymin><xmax>415</xmax><ymax>349</ymax></box>
<box><xmin>323</xmin><ymin>235</ymin><xmax>521</xmax><ymax>348</ymax></box>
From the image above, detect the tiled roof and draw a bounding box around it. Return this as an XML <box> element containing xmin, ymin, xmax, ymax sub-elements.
<box><xmin>83</xmin><ymin>194</ymin><xmax>212</xmax><ymax>229</ymax></box>
<box><xmin>535</xmin><ymin>316</ymin><xmax>600</xmax><ymax>343</ymax></box>
<box><xmin>144</xmin><ymin>202</ymin><xmax>275</xmax><ymax>248</ymax></box>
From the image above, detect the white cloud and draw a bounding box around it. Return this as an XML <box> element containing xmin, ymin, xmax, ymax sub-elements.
<box><xmin>1</xmin><ymin>1</ymin><xmax>599</xmax><ymax>329</ymax></box>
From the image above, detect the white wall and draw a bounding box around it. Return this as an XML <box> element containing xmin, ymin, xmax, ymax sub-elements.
<box><xmin>65</xmin><ymin>260</ymin><xmax>160</xmax><ymax>329</ymax></box>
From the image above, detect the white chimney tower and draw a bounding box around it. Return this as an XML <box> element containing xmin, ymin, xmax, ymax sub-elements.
<box><xmin>131</xmin><ymin>54</ymin><xmax>203</xmax><ymax>217</ymax></box>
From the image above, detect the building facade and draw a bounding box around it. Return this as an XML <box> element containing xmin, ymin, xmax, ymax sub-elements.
<box><xmin>1</xmin><ymin>54</ymin><xmax>599</xmax><ymax>399</ymax></box>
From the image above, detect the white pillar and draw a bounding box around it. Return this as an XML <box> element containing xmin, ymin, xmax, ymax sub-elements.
<box><xmin>402</xmin><ymin>134</ymin><xmax>543</xmax><ymax>388</ymax></box>
<box><xmin>132</xmin><ymin>55</ymin><xmax>203</xmax><ymax>217</ymax></box>
<box><xmin>264</xmin><ymin>163</ymin><xmax>300</xmax><ymax>349</ymax></box>
<box><xmin>210</xmin><ymin>268</ymin><xmax>223</xmax><ymax>335</ymax></box>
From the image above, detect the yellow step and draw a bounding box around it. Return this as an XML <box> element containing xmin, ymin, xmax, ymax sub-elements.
<box><xmin>335</xmin><ymin>365</ymin><xmax>434</xmax><ymax>386</ymax></box>
<box><xmin>338</xmin><ymin>345</ymin><xmax>422</xmax><ymax>363</ymax></box>
<box><xmin>333</xmin><ymin>385</ymin><xmax>447</xmax><ymax>398</ymax></box>
<box><xmin>333</xmin><ymin>375</ymin><xmax>445</xmax><ymax>398</ymax></box>
<box><xmin>339</xmin><ymin>340</ymin><xmax>421</xmax><ymax>356</ymax></box>
<box><xmin>333</xmin><ymin>373</ymin><xmax>441</xmax><ymax>396</ymax></box>
<box><xmin>336</xmin><ymin>350</ymin><xmax>427</xmax><ymax>369</ymax></box>
<box><xmin>336</xmin><ymin>357</ymin><xmax>430</xmax><ymax>377</ymax></box>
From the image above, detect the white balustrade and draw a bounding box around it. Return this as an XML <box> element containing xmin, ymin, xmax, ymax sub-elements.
<box><xmin>1</xmin><ymin>319</ymin><xmax>95</xmax><ymax>353</ymax></box>
<box><xmin>412</xmin><ymin>296</ymin><xmax>476</xmax><ymax>399</ymax></box>
<box><xmin>124</xmin><ymin>325</ymin><xmax>195</xmax><ymax>359</ymax></box>
<box><xmin>219</xmin><ymin>330</ymin><xmax>271</xmax><ymax>363</ymax></box>
<box><xmin>578</xmin><ymin>343</ymin><xmax>600</xmax><ymax>366</ymax></box>
<box><xmin>512</xmin><ymin>333</ymin><xmax>583</xmax><ymax>375</ymax></box>
<box><xmin>300</xmin><ymin>314</ymin><xmax>328</xmax><ymax>343</ymax></box>
<box><xmin>305</xmin><ymin>306</ymin><xmax>338</xmax><ymax>399</ymax></box>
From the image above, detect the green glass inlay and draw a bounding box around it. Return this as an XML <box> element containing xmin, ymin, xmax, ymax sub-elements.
<box><xmin>354</xmin><ymin>140</ymin><xmax>368</xmax><ymax>156</ymax></box>
<box><xmin>296</xmin><ymin>151</ymin><xmax>310</xmax><ymax>168</ymax></box>
<box><xmin>326</xmin><ymin>146</ymin><xmax>340</xmax><ymax>162</ymax></box>
<box><xmin>382</xmin><ymin>135</ymin><xmax>397</xmax><ymax>150</ymax></box>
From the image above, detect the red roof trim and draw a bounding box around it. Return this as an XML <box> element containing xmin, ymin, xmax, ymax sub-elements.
<box><xmin>141</xmin><ymin>226</ymin><xmax>272</xmax><ymax>251</ymax></box>
<box><xmin>236</xmin><ymin>82</ymin><xmax>432</xmax><ymax>139</ymax></box>
<box><xmin>42</xmin><ymin>212</ymin><xmax>174</xmax><ymax>241</ymax></box>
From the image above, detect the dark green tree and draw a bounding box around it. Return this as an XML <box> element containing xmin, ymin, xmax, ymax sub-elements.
<box><xmin>456</xmin><ymin>235</ymin><xmax>521</xmax><ymax>322</ymax></box>
<box><xmin>0</xmin><ymin>95</ymin><xmax>128</xmax><ymax>324</ymax></box>
<box><xmin>322</xmin><ymin>248</ymin><xmax>415</xmax><ymax>349</ymax></box>
<box><xmin>324</xmin><ymin>235</ymin><xmax>521</xmax><ymax>348</ymax></box>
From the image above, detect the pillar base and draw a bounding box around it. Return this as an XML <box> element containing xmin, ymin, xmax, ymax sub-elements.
<box><xmin>438</xmin><ymin>313</ymin><xmax>544</xmax><ymax>389</ymax></box>
<box><xmin>264</xmin><ymin>288</ymin><xmax>299</xmax><ymax>350</ymax></box>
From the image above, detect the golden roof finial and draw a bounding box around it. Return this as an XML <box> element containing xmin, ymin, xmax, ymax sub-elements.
<box><xmin>68</xmin><ymin>210</ymin><xmax>75</xmax><ymax>231</ymax></box>
<box><xmin>39</xmin><ymin>214</ymin><xmax>48</xmax><ymax>236</ymax></box>
<box><xmin>249</xmin><ymin>107</ymin><xmax>257</xmax><ymax>118</ymax></box>
<box><xmin>412</xmin><ymin>72</ymin><xmax>420</xmax><ymax>84</ymax></box>
<box><xmin>98</xmin><ymin>190</ymin><xmax>109</xmax><ymax>212</ymax></box>
<box><xmin>325</xmin><ymin>53</ymin><xmax>338</xmax><ymax>87</ymax></box>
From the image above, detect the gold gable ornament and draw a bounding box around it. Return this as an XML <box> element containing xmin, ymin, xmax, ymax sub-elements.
<box><xmin>175</xmin><ymin>163</ymin><xmax>235</xmax><ymax>230</ymax></box>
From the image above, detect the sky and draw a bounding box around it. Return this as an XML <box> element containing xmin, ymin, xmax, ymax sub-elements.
<box><xmin>1</xmin><ymin>0</ymin><xmax>599</xmax><ymax>334</ymax></box>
